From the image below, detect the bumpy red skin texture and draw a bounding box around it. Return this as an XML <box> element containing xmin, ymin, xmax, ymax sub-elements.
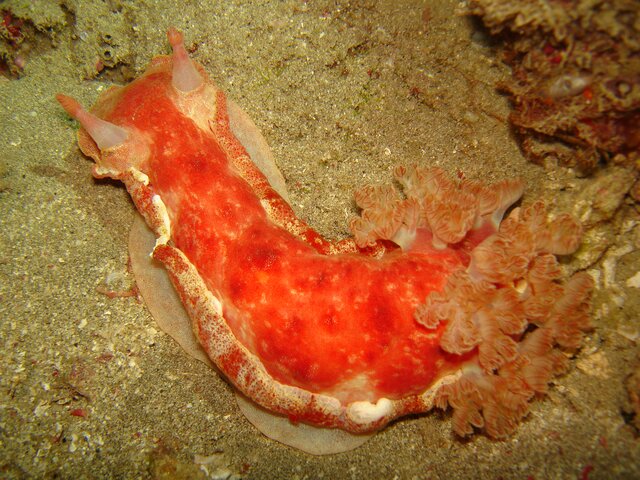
<box><xmin>79</xmin><ymin>56</ymin><xmax>494</xmax><ymax>430</ymax></box>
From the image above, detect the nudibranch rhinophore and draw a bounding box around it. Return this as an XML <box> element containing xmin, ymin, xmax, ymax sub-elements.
<box><xmin>58</xmin><ymin>28</ymin><xmax>593</xmax><ymax>442</ymax></box>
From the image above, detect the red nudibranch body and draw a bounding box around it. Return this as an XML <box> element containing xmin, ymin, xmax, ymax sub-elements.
<box><xmin>58</xmin><ymin>28</ymin><xmax>593</xmax><ymax>439</ymax></box>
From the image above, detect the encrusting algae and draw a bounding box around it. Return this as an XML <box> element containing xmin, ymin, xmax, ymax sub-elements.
<box><xmin>464</xmin><ymin>0</ymin><xmax>640</xmax><ymax>201</ymax></box>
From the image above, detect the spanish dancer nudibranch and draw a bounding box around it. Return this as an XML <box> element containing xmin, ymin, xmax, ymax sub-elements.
<box><xmin>57</xmin><ymin>28</ymin><xmax>594</xmax><ymax>453</ymax></box>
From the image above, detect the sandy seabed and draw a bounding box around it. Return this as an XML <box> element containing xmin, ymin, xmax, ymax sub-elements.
<box><xmin>1</xmin><ymin>0</ymin><xmax>639</xmax><ymax>478</ymax></box>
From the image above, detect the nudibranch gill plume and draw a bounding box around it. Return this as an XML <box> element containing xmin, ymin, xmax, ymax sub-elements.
<box><xmin>57</xmin><ymin>28</ymin><xmax>594</xmax><ymax>446</ymax></box>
